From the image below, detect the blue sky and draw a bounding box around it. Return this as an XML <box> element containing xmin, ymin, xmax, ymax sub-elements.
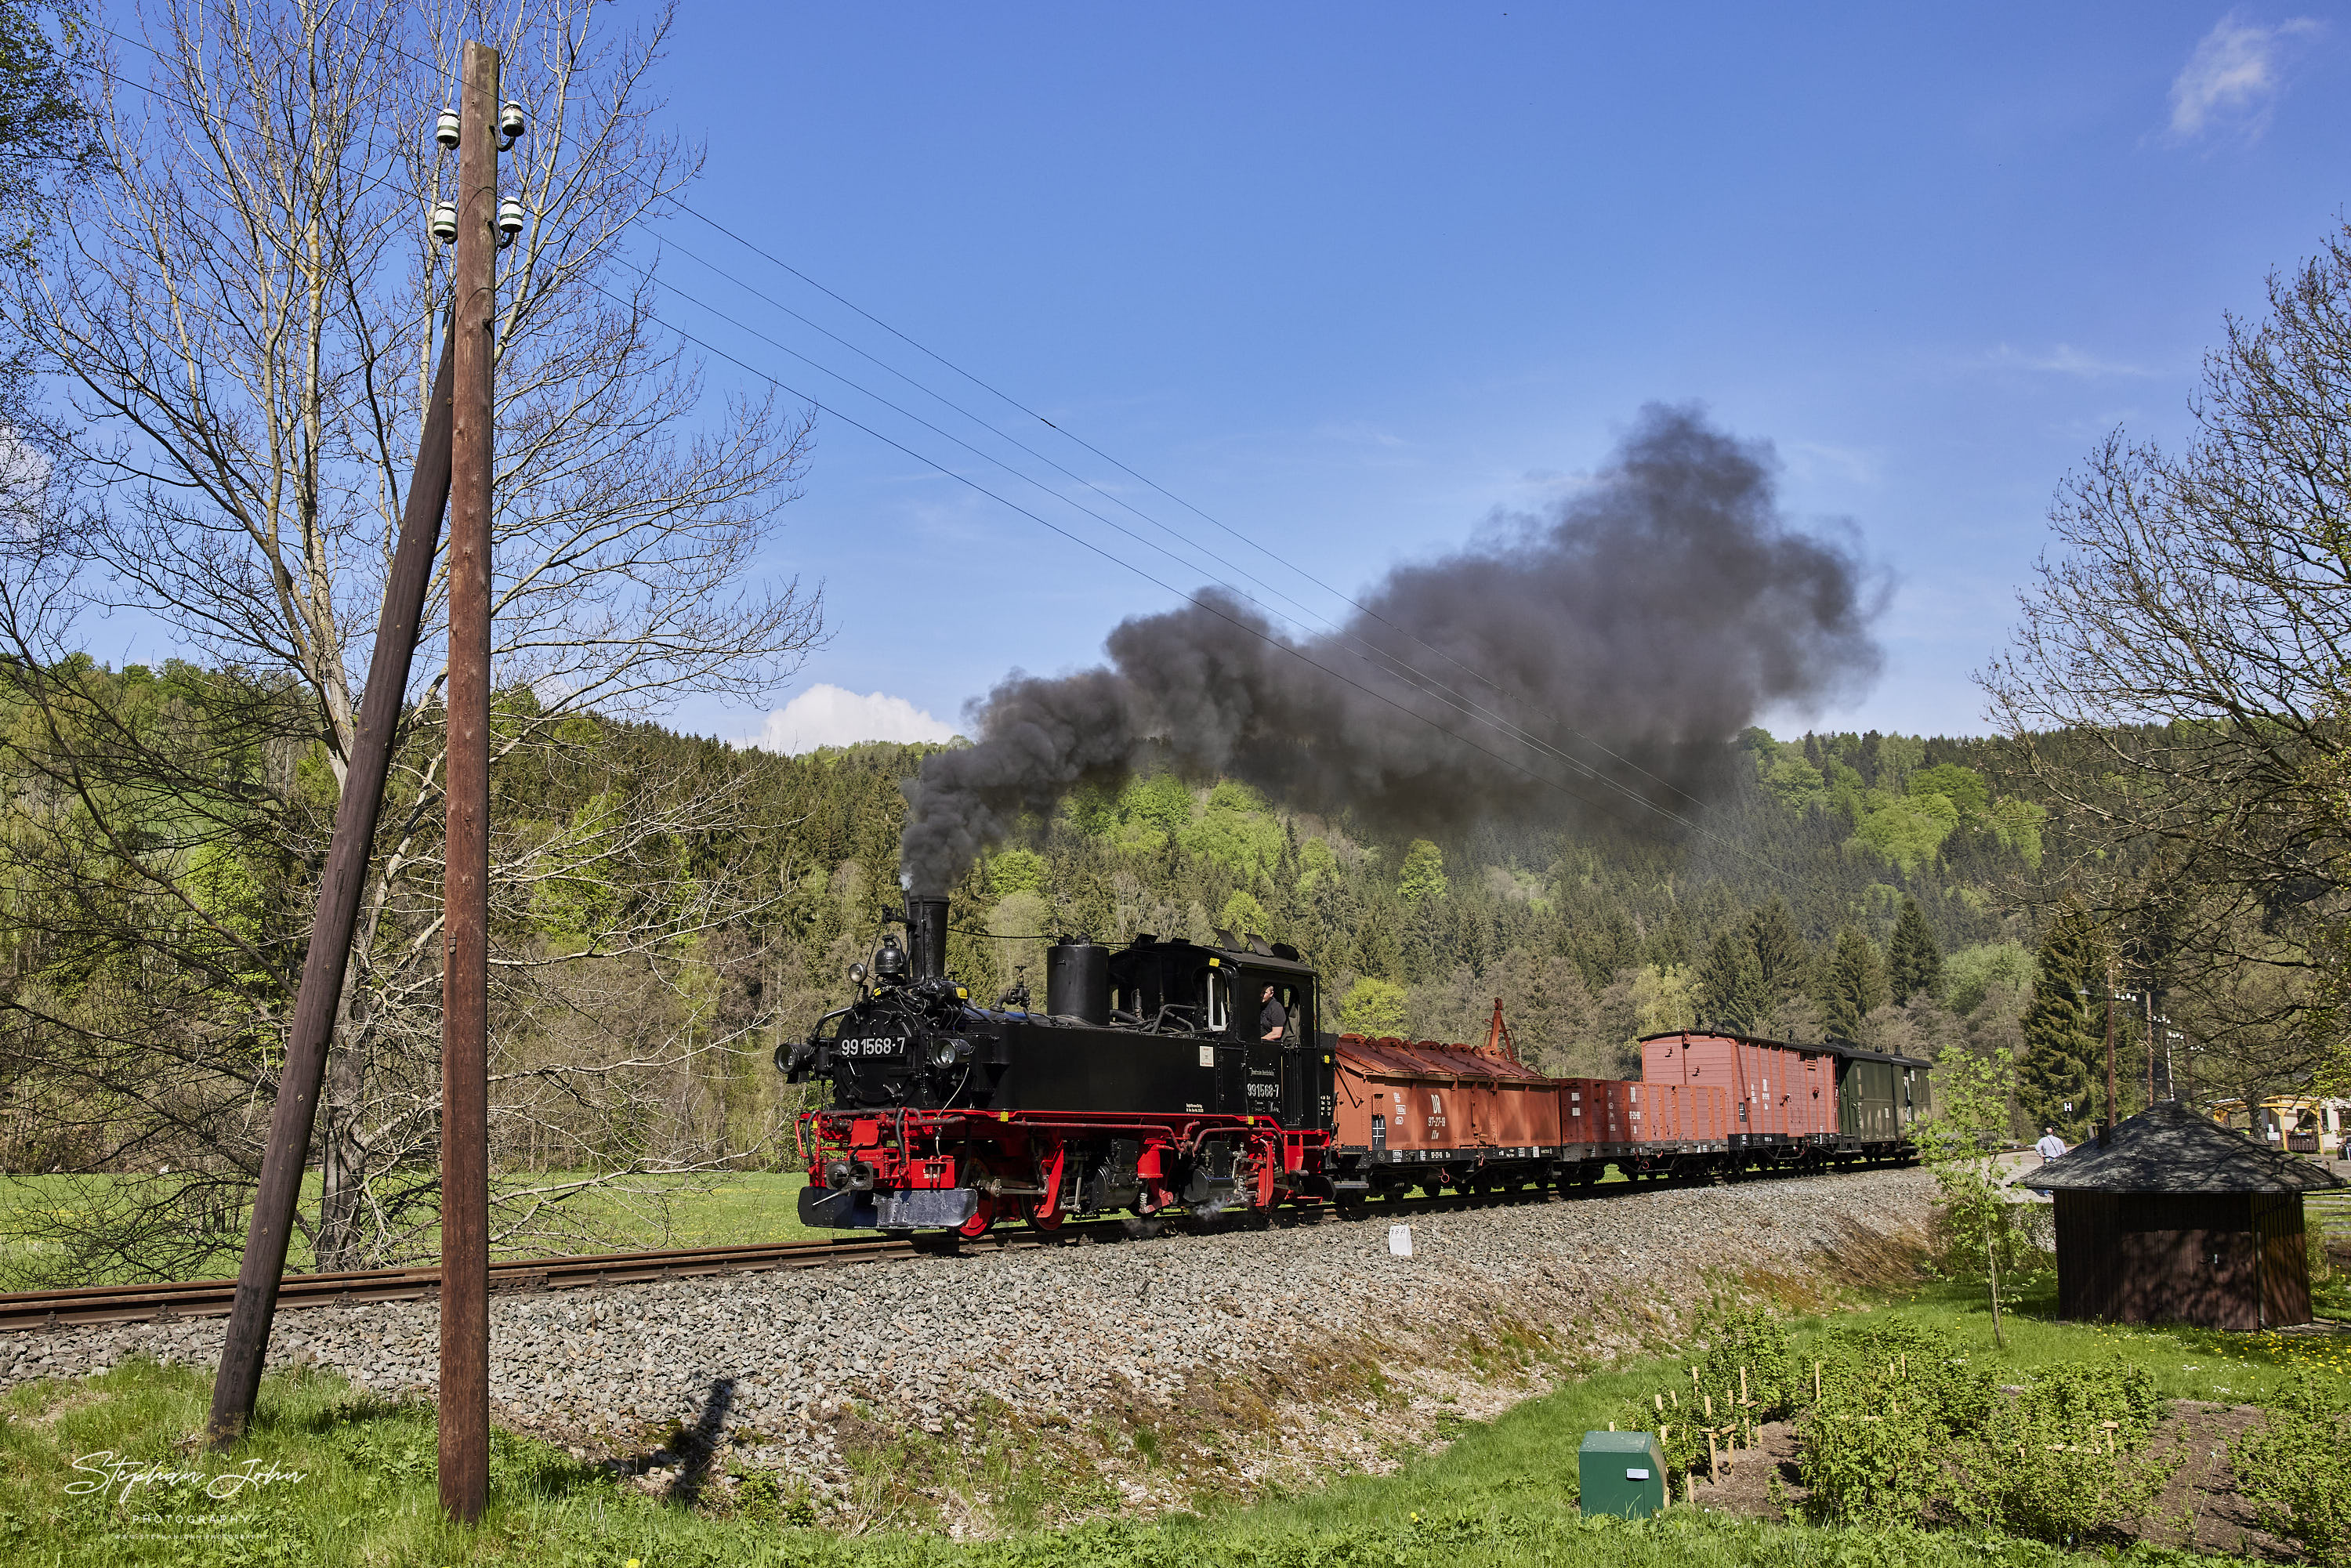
<box><xmin>644</xmin><ymin>4</ymin><xmax>2349</xmax><ymax>749</ymax></box>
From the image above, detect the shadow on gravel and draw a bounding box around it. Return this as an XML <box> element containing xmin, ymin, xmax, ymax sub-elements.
<box><xmin>668</xmin><ymin>1374</ymin><xmax>735</xmax><ymax>1507</ymax></box>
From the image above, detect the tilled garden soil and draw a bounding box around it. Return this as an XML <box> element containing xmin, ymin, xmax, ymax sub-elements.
<box><xmin>1688</xmin><ymin>1400</ymin><xmax>2299</xmax><ymax>1559</ymax></box>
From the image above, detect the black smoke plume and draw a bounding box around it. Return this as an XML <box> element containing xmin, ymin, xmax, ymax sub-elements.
<box><xmin>900</xmin><ymin>404</ymin><xmax>1885</xmax><ymax>893</ymax></box>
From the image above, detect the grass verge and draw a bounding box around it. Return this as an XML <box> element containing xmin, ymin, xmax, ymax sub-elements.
<box><xmin>0</xmin><ymin>1171</ymin><xmax>820</xmax><ymax>1290</ymax></box>
<box><xmin>0</xmin><ymin>1297</ymin><xmax>2270</xmax><ymax>1567</ymax></box>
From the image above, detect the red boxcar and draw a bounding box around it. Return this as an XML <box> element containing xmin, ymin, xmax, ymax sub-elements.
<box><xmin>1641</xmin><ymin>1031</ymin><xmax>1837</xmax><ymax>1141</ymax></box>
<box><xmin>1633</xmin><ymin>1081</ymin><xmax>1731</xmax><ymax>1143</ymax></box>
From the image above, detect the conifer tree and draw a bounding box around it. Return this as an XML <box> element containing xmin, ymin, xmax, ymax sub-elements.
<box><xmin>1746</xmin><ymin>898</ymin><xmax>1809</xmax><ymax>1004</ymax></box>
<box><xmin>2020</xmin><ymin>910</ymin><xmax>2102</xmax><ymax>1139</ymax></box>
<box><xmin>1697</xmin><ymin>929</ymin><xmax>1768</xmax><ymax>1032</ymax></box>
<box><xmin>1822</xmin><ymin>927</ymin><xmax>1889</xmax><ymax>1042</ymax></box>
<box><xmin>1886</xmin><ymin>897</ymin><xmax>1943</xmax><ymax>1003</ymax></box>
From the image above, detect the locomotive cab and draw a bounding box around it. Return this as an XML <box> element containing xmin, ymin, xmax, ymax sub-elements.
<box><xmin>1101</xmin><ymin>935</ymin><xmax>1325</xmax><ymax>1128</ymax></box>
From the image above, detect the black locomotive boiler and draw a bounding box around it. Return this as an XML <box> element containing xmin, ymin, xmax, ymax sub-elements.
<box><xmin>781</xmin><ymin>897</ymin><xmax>1337</xmax><ymax>1235</ymax></box>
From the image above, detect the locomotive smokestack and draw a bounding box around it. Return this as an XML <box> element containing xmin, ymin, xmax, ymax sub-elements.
<box><xmin>907</xmin><ymin>896</ymin><xmax>949</xmax><ymax>984</ymax></box>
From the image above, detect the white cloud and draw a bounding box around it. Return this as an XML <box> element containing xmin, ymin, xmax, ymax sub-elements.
<box><xmin>1983</xmin><ymin>342</ymin><xmax>2153</xmax><ymax>379</ymax></box>
<box><xmin>744</xmin><ymin>684</ymin><xmax>956</xmax><ymax>754</ymax></box>
<box><xmin>1311</xmin><ymin>419</ymin><xmax>1409</xmax><ymax>450</ymax></box>
<box><xmin>2167</xmin><ymin>11</ymin><xmax>2322</xmax><ymax>141</ymax></box>
<box><xmin>1785</xmin><ymin>440</ymin><xmax>1880</xmax><ymax>487</ymax></box>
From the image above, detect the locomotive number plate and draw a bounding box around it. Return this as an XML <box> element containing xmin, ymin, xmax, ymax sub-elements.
<box><xmin>841</xmin><ymin>1034</ymin><xmax>907</xmax><ymax>1057</ymax></box>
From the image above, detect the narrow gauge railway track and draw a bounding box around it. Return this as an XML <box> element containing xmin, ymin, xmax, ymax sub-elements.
<box><xmin>0</xmin><ymin>1164</ymin><xmax>1872</xmax><ymax>1334</ymax></box>
<box><xmin>0</xmin><ymin>1233</ymin><xmax>944</xmax><ymax>1333</ymax></box>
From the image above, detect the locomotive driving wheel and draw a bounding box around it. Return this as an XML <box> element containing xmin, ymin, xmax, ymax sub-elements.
<box><xmin>957</xmin><ymin>1192</ymin><xmax>998</xmax><ymax>1238</ymax></box>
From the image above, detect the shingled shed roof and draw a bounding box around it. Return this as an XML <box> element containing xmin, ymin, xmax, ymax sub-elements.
<box><xmin>2024</xmin><ymin>1102</ymin><xmax>2346</xmax><ymax>1194</ymax></box>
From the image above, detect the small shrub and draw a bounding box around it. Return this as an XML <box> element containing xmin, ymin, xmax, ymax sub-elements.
<box><xmin>1799</xmin><ymin>1397</ymin><xmax>1953</xmax><ymax>1528</ymax></box>
<box><xmin>1797</xmin><ymin>1322</ymin><xmax>1994</xmax><ymax>1528</ymax></box>
<box><xmin>1692</xmin><ymin>1302</ymin><xmax>1799</xmax><ymax>1415</ymax></box>
<box><xmin>2234</xmin><ymin>1387</ymin><xmax>2351</xmax><ymax>1567</ymax></box>
<box><xmin>1945</xmin><ymin>1364</ymin><xmax>2177</xmax><ymax>1544</ymax></box>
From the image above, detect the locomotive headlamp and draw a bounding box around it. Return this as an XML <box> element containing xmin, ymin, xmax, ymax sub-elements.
<box><xmin>822</xmin><ymin>1157</ymin><xmax>876</xmax><ymax>1191</ymax></box>
<box><xmin>849</xmin><ymin>961</ymin><xmax>868</xmax><ymax>984</ymax></box>
<box><xmin>433</xmin><ymin>108</ymin><xmax>460</xmax><ymax>149</ymax></box>
<box><xmin>927</xmin><ymin>1037</ymin><xmax>973</xmax><ymax>1071</ymax></box>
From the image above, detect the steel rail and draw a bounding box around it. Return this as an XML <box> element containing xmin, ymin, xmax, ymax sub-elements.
<box><xmin>0</xmin><ymin>1234</ymin><xmax>931</xmax><ymax>1333</ymax></box>
<box><xmin>0</xmin><ymin>1160</ymin><xmax>1896</xmax><ymax>1334</ymax></box>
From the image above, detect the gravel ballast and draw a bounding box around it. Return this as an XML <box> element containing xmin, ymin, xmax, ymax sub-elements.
<box><xmin>2</xmin><ymin>1168</ymin><xmax>1933</xmax><ymax>1514</ymax></box>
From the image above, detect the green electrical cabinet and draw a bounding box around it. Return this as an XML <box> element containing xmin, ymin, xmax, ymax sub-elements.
<box><xmin>1578</xmin><ymin>1429</ymin><xmax>1666</xmax><ymax>1518</ymax></box>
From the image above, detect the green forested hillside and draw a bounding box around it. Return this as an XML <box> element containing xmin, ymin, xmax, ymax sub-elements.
<box><xmin>0</xmin><ymin>655</ymin><xmax>2098</xmax><ymax>1266</ymax></box>
<box><xmin>734</xmin><ymin>723</ymin><xmax>2048</xmax><ymax>1092</ymax></box>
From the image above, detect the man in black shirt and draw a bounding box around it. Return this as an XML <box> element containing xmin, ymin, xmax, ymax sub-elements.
<box><xmin>1259</xmin><ymin>984</ymin><xmax>1286</xmax><ymax>1041</ymax></box>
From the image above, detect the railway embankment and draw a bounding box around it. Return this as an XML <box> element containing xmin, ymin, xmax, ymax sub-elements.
<box><xmin>0</xmin><ymin>1168</ymin><xmax>1933</xmax><ymax>1522</ymax></box>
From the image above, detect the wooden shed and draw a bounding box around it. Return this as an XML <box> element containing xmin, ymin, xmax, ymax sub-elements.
<box><xmin>2026</xmin><ymin>1102</ymin><xmax>2344</xmax><ymax>1331</ymax></box>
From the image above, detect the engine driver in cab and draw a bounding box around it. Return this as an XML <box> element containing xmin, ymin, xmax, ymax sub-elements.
<box><xmin>1260</xmin><ymin>983</ymin><xmax>1286</xmax><ymax>1041</ymax></box>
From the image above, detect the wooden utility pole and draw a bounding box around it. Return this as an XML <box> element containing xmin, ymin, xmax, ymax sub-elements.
<box><xmin>440</xmin><ymin>37</ymin><xmax>499</xmax><ymax>1525</ymax></box>
<box><xmin>204</xmin><ymin>311</ymin><xmax>458</xmax><ymax>1450</ymax></box>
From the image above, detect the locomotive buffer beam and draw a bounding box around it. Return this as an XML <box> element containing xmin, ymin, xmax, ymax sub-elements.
<box><xmin>799</xmin><ymin>1186</ymin><xmax>981</xmax><ymax>1232</ymax></box>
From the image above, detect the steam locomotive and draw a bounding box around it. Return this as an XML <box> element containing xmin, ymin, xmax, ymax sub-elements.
<box><xmin>778</xmin><ymin>896</ymin><xmax>1929</xmax><ymax>1236</ymax></box>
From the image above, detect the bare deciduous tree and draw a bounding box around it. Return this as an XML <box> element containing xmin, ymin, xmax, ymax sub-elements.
<box><xmin>1979</xmin><ymin>218</ymin><xmax>2351</xmax><ymax>1101</ymax></box>
<box><xmin>0</xmin><ymin>0</ymin><xmax>823</xmax><ymax>1276</ymax></box>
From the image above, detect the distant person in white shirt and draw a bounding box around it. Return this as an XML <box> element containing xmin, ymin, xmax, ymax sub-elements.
<box><xmin>2034</xmin><ymin>1128</ymin><xmax>2067</xmax><ymax>1163</ymax></box>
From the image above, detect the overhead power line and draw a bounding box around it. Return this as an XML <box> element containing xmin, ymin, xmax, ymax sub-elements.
<box><xmin>90</xmin><ymin>17</ymin><xmax>1715</xmax><ymax>820</ymax></box>
<box><xmin>76</xmin><ymin>22</ymin><xmax>1784</xmax><ymax>877</ymax></box>
<box><xmin>632</xmin><ymin>252</ymin><xmax>1713</xmax><ymax>833</ymax></box>
<box><xmin>608</xmin><ymin>274</ymin><xmax>1809</xmax><ymax>879</ymax></box>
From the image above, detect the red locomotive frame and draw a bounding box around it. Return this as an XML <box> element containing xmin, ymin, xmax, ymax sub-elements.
<box><xmin>796</xmin><ymin>1107</ymin><xmax>1328</xmax><ymax>1237</ymax></box>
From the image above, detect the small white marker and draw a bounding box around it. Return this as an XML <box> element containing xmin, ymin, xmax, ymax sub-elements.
<box><xmin>1389</xmin><ymin>1224</ymin><xmax>1414</xmax><ymax>1258</ymax></box>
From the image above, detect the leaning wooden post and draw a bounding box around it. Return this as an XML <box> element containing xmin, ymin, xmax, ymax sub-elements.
<box><xmin>204</xmin><ymin>310</ymin><xmax>458</xmax><ymax>1450</ymax></box>
<box><xmin>440</xmin><ymin>36</ymin><xmax>500</xmax><ymax>1526</ymax></box>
